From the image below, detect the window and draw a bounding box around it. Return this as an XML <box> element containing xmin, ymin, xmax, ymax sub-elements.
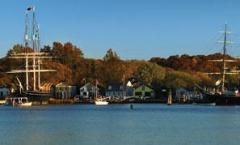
<box><xmin>120</xmin><ymin>85</ymin><xmax>123</xmax><ymax>90</ymax></box>
<box><xmin>145</xmin><ymin>92</ymin><xmax>151</xmax><ymax>97</ymax></box>
<box><xmin>135</xmin><ymin>92</ymin><xmax>142</xmax><ymax>96</ymax></box>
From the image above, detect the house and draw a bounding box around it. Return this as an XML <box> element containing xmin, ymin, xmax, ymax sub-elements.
<box><xmin>105</xmin><ymin>81</ymin><xmax>134</xmax><ymax>98</ymax></box>
<box><xmin>80</xmin><ymin>83</ymin><xmax>97</xmax><ymax>99</ymax></box>
<box><xmin>133</xmin><ymin>84</ymin><xmax>154</xmax><ymax>98</ymax></box>
<box><xmin>54</xmin><ymin>82</ymin><xmax>77</xmax><ymax>99</ymax></box>
<box><xmin>0</xmin><ymin>86</ymin><xmax>10</xmax><ymax>99</ymax></box>
<box><xmin>126</xmin><ymin>81</ymin><xmax>134</xmax><ymax>97</ymax></box>
<box><xmin>105</xmin><ymin>83</ymin><xmax>125</xmax><ymax>98</ymax></box>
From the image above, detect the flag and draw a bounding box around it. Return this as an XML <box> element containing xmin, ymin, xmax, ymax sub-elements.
<box><xmin>27</xmin><ymin>7</ymin><xmax>32</xmax><ymax>11</ymax></box>
<box><xmin>27</xmin><ymin>6</ymin><xmax>35</xmax><ymax>11</ymax></box>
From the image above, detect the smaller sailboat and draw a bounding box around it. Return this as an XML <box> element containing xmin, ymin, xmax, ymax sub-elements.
<box><xmin>94</xmin><ymin>79</ymin><xmax>108</xmax><ymax>105</ymax></box>
<box><xmin>167</xmin><ymin>89</ymin><xmax>172</xmax><ymax>105</ymax></box>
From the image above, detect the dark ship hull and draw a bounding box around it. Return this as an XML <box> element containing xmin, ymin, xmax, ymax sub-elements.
<box><xmin>201</xmin><ymin>90</ymin><xmax>240</xmax><ymax>105</ymax></box>
<box><xmin>196</xmin><ymin>85</ymin><xmax>240</xmax><ymax>105</ymax></box>
<box><xmin>215</xmin><ymin>95</ymin><xmax>240</xmax><ymax>106</ymax></box>
<box><xmin>195</xmin><ymin>85</ymin><xmax>216</xmax><ymax>104</ymax></box>
<box><xmin>10</xmin><ymin>91</ymin><xmax>51</xmax><ymax>105</ymax></box>
<box><xmin>25</xmin><ymin>91</ymin><xmax>51</xmax><ymax>104</ymax></box>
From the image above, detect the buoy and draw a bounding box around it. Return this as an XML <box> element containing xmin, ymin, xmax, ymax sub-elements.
<box><xmin>130</xmin><ymin>104</ymin><xmax>133</xmax><ymax>110</ymax></box>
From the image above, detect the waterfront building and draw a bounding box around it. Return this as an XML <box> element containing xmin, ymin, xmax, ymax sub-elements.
<box><xmin>133</xmin><ymin>85</ymin><xmax>154</xmax><ymax>98</ymax></box>
<box><xmin>105</xmin><ymin>83</ymin><xmax>126</xmax><ymax>98</ymax></box>
<box><xmin>80</xmin><ymin>83</ymin><xmax>97</xmax><ymax>99</ymax></box>
<box><xmin>54</xmin><ymin>82</ymin><xmax>77</xmax><ymax>99</ymax></box>
<box><xmin>126</xmin><ymin>81</ymin><xmax>134</xmax><ymax>97</ymax></box>
<box><xmin>105</xmin><ymin>82</ymin><xmax>133</xmax><ymax>98</ymax></box>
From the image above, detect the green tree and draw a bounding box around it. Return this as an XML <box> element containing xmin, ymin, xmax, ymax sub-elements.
<box><xmin>103</xmin><ymin>48</ymin><xmax>120</xmax><ymax>61</ymax></box>
<box><xmin>135</xmin><ymin>63</ymin><xmax>165</xmax><ymax>85</ymax></box>
<box><xmin>101</xmin><ymin>49</ymin><xmax>125</xmax><ymax>84</ymax></box>
<box><xmin>7</xmin><ymin>44</ymin><xmax>33</xmax><ymax>56</ymax></box>
<box><xmin>40</xmin><ymin>45</ymin><xmax>51</xmax><ymax>53</ymax></box>
<box><xmin>164</xmin><ymin>70</ymin><xmax>200</xmax><ymax>89</ymax></box>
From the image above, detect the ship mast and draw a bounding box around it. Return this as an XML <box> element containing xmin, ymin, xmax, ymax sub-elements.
<box><xmin>7</xmin><ymin>6</ymin><xmax>55</xmax><ymax>92</ymax></box>
<box><xmin>207</xmin><ymin>24</ymin><xmax>237</xmax><ymax>93</ymax></box>
<box><xmin>222</xmin><ymin>24</ymin><xmax>227</xmax><ymax>93</ymax></box>
<box><xmin>24</xmin><ymin>10</ymin><xmax>29</xmax><ymax>91</ymax></box>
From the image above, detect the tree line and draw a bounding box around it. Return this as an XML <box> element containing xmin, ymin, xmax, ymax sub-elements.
<box><xmin>1</xmin><ymin>41</ymin><xmax>240</xmax><ymax>93</ymax></box>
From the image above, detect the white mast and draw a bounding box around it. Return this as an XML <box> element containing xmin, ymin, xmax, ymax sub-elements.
<box><xmin>7</xmin><ymin>6</ymin><xmax>55</xmax><ymax>92</ymax></box>
<box><xmin>24</xmin><ymin>10</ymin><xmax>29</xmax><ymax>91</ymax></box>
<box><xmin>32</xmin><ymin>6</ymin><xmax>37</xmax><ymax>91</ymax></box>
<box><xmin>207</xmin><ymin>24</ymin><xmax>236</xmax><ymax>93</ymax></box>
<box><xmin>222</xmin><ymin>24</ymin><xmax>228</xmax><ymax>93</ymax></box>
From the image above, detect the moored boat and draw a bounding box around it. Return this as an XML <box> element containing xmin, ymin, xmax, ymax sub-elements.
<box><xmin>0</xmin><ymin>100</ymin><xmax>6</xmax><ymax>105</ymax></box>
<box><xmin>95</xmin><ymin>99</ymin><xmax>109</xmax><ymax>105</ymax></box>
<box><xmin>5</xmin><ymin>97</ymin><xmax>32</xmax><ymax>107</ymax></box>
<box><xmin>198</xmin><ymin>24</ymin><xmax>240</xmax><ymax>106</ymax></box>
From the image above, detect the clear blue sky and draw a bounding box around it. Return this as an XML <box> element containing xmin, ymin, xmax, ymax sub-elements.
<box><xmin>0</xmin><ymin>0</ymin><xmax>240</xmax><ymax>59</ymax></box>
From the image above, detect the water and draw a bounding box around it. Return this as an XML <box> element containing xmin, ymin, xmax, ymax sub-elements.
<box><xmin>0</xmin><ymin>104</ymin><xmax>240</xmax><ymax>145</ymax></box>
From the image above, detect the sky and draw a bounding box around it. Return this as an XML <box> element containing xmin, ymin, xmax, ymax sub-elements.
<box><xmin>0</xmin><ymin>0</ymin><xmax>240</xmax><ymax>59</ymax></box>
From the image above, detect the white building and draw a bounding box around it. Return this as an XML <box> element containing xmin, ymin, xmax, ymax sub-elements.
<box><xmin>80</xmin><ymin>83</ymin><xmax>97</xmax><ymax>99</ymax></box>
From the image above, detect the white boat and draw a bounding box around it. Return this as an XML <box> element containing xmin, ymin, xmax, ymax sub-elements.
<box><xmin>95</xmin><ymin>98</ymin><xmax>109</xmax><ymax>105</ymax></box>
<box><xmin>6</xmin><ymin>97</ymin><xmax>32</xmax><ymax>107</ymax></box>
<box><xmin>0</xmin><ymin>100</ymin><xmax>6</xmax><ymax>105</ymax></box>
<box><xmin>16</xmin><ymin>102</ymin><xmax>32</xmax><ymax>107</ymax></box>
<box><xmin>94</xmin><ymin>79</ymin><xmax>109</xmax><ymax>105</ymax></box>
<box><xmin>13</xmin><ymin>97</ymin><xmax>32</xmax><ymax>107</ymax></box>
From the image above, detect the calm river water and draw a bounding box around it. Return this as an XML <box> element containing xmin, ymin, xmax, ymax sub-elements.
<box><xmin>0</xmin><ymin>104</ymin><xmax>240</xmax><ymax>145</ymax></box>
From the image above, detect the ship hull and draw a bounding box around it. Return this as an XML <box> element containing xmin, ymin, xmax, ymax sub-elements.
<box><xmin>215</xmin><ymin>96</ymin><xmax>240</xmax><ymax>106</ymax></box>
<box><xmin>9</xmin><ymin>91</ymin><xmax>52</xmax><ymax>105</ymax></box>
<box><xmin>201</xmin><ymin>92</ymin><xmax>240</xmax><ymax>106</ymax></box>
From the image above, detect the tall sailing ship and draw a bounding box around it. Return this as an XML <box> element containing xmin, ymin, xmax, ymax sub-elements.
<box><xmin>200</xmin><ymin>24</ymin><xmax>240</xmax><ymax>105</ymax></box>
<box><xmin>6</xmin><ymin>6</ymin><xmax>55</xmax><ymax>104</ymax></box>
